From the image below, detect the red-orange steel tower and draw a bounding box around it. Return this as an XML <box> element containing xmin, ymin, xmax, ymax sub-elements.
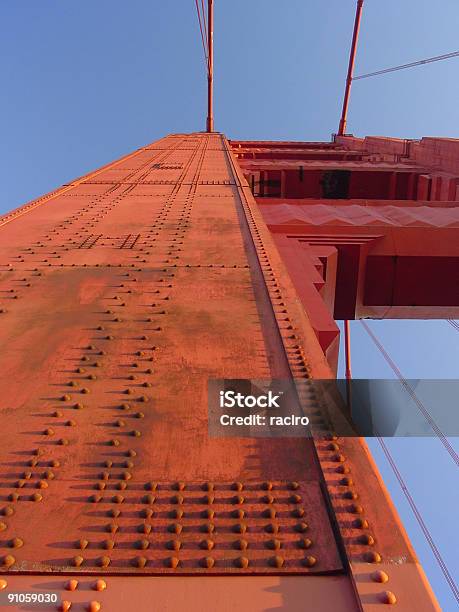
<box><xmin>2</xmin><ymin>130</ymin><xmax>457</xmax><ymax>610</ymax></box>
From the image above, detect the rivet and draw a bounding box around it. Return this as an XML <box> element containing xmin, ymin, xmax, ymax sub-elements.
<box><xmin>2</xmin><ymin>507</ymin><xmax>14</xmax><ymax>517</ymax></box>
<box><xmin>290</xmin><ymin>494</ymin><xmax>302</xmax><ymax>503</ymax></box>
<box><xmin>88</xmin><ymin>601</ymin><xmax>101</xmax><ymax>612</ymax></box>
<box><xmin>235</xmin><ymin>556</ymin><xmax>249</xmax><ymax>568</ymax></box>
<box><xmin>344</xmin><ymin>490</ymin><xmax>358</xmax><ymax>500</ymax></box>
<box><xmin>167</xmin><ymin>539</ymin><xmax>181</xmax><ymax>551</ymax></box>
<box><xmin>295</xmin><ymin>522</ymin><xmax>309</xmax><ymax>533</ymax></box>
<box><xmin>202</xmin><ymin>556</ymin><xmax>215</xmax><ymax>568</ymax></box>
<box><xmin>2</xmin><ymin>555</ymin><xmax>15</xmax><ymax>568</ymax></box>
<box><xmin>354</xmin><ymin>518</ymin><xmax>369</xmax><ymax>529</ymax></box>
<box><xmin>265</xmin><ymin>523</ymin><xmax>279</xmax><ymax>534</ymax></box>
<box><xmin>66</xmin><ymin>579</ymin><xmax>79</xmax><ymax>591</ymax></box>
<box><xmin>0</xmin><ymin>579</ymin><xmax>7</xmax><ymax>590</ymax></box>
<box><xmin>263</xmin><ymin>508</ymin><xmax>276</xmax><ymax>519</ymax></box>
<box><xmin>168</xmin><ymin>557</ymin><xmax>180</xmax><ymax>569</ymax></box>
<box><xmin>61</xmin><ymin>601</ymin><xmax>72</xmax><ymax>611</ymax></box>
<box><xmin>270</xmin><ymin>555</ymin><xmax>284</xmax><ymax>568</ymax></box>
<box><xmin>365</xmin><ymin>551</ymin><xmax>382</xmax><ymax>563</ymax></box>
<box><xmin>381</xmin><ymin>591</ymin><xmax>397</xmax><ymax>605</ymax></box>
<box><xmin>99</xmin><ymin>556</ymin><xmax>110</xmax><ymax>568</ymax></box>
<box><xmin>94</xmin><ymin>579</ymin><xmax>107</xmax><ymax>591</ymax></box>
<box><xmin>32</xmin><ymin>493</ymin><xmax>43</xmax><ymax>502</ymax></box>
<box><xmin>0</xmin><ymin>522</ymin><xmax>6</xmax><ymax>532</ymax></box>
<box><xmin>268</xmin><ymin>539</ymin><xmax>281</xmax><ymax>550</ymax></box>
<box><xmin>134</xmin><ymin>556</ymin><xmax>147</xmax><ymax>569</ymax></box>
<box><xmin>79</xmin><ymin>539</ymin><xmax>89</xmax><ymax>550</ymax></box>
<box><xmin>104</xmin><ymin>540</ymin><xmax>115</xmax><ymax>550</ymax></box>
<box><xmin>359</xmin><ymin>534</ymin><xmax>375</xmax><ymax>546</ymax></box>
<box><xmin>350</xmin><ymin>504</ymin><xmax>364</xmax><ymax>514</ymax></box>
<box><xmin>233</xmin><ymin>482</ymin><xmax>243</xmax><ymax>491</ymax></box>
<box><xmin>73</xmin><ymin>555</ymin><xmax>84</xmax><ymax>567</ymax></box>
<box><xmin>303</xmin><ymin>555</ymin><xmax>317</xmax><ymax>567</ymax></box>
<box><xmin>10</xmin><ymin>537</ymin><xmax>24</xmax><ymax>548</ymax></box>
<box><xmin>292</xmin><ymin>508</ymin><xmax>305</xmax><ymax>518</ymax></box>
<box><xmin>372</xmin><ymin>570</ymin><xmax>389</xmax><ymax>583</ymax></box>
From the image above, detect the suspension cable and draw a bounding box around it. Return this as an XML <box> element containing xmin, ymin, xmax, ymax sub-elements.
<box><xmin>194</xmin><ymin>0</ymin><xmax>208</xmax><ymax>71</ymax></box>
<box><xmin>201</xmin><ymin>0</ymin><xmax>208</xmax><ymax>46</ymax></box>
<box><xmin>447</xmin><ymin>319</ymin><xmax>459</xmax><ymax>333</ymax></box>
<box><xmin>345</xmin><ymin>324</ymin><xmax>458</xmax><ymax>603</ymax></box>
<box><xmin>354</xmin><ymin>50</ymin><xmax>459</xmax><ymax>80</ymax></box>
<box><xmin>360</xmin><ymin>321</ymin><xmax>459</xmax><ymax>468</ymax></box>
<box><xmin>377</xmin><ymin>436</ymin><xmax>459</xmax><ymax>604</ymax></box>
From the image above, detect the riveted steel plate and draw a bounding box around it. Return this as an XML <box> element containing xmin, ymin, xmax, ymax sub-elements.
<box><xmin>0</xmin><ymin>133</ymin><xmax>343</xmax><ymax>577</ymax></box>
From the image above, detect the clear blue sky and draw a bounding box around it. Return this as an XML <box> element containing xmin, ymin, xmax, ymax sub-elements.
<box><xmin>1</xmin><ymin>1</ymin><xmax>459</xmax><ymax>608</ymax></box>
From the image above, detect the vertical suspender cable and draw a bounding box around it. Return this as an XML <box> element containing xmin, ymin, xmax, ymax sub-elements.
<box><xmin>338</xmin><ymin>0</ymin><xmax>364</xmax><ymax>136</ymax></box>
<box><xmin>206</xmin><ymin>0</ymin><xmax>214</xmax><ymax>132</ymax></box>
<box><xmin>344</xmin><ymin>320</ymin><xmax>352</xmax><ymax>412</ymax></box>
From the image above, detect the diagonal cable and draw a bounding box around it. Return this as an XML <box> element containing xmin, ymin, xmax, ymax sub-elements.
<box><xmin>377</xmin><ymin>436</ymin><xmax>459</xmax><ymax>604</ymax></box>
<box><xmin>354</xmin><ymin>50</ymin><xmax>459</xmax><ymax>80</ymax></box>
<box><xmin>360</xmin><ymin>320</ymin><xmax>459</xmax><ymax>468</ymax></box>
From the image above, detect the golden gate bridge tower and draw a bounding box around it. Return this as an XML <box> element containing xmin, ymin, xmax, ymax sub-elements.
<box><xmin>0</xmin><ymin>1</ymin><xmax>458</xmax><ymax>610</ymax></box>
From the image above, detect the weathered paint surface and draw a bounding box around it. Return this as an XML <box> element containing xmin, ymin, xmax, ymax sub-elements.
<box><xmin>0</xmin><ymin>133</ymin><xmax>443</xmax><ymax>610</ymax></box>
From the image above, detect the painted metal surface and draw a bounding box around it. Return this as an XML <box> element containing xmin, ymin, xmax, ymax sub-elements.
<box><xmin>0</xmin><ymin>132</ymin><xmax>444</xmax><ymax>610</ymax></box>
